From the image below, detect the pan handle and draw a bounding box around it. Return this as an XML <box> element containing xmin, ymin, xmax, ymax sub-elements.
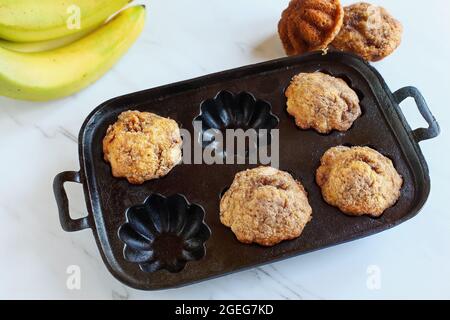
<box><xmin>393</xmin><ymin>86</ymin><xmax>440</xmax><ymax>143</ymax></box>
<box><xmin>53</xmin><ymin>171</ymin><xmax>91</xmax><ymax>232</ymax></box>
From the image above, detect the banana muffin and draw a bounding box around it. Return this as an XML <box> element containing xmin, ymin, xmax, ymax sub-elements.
<box><xmin>332</xmin><ymin>2</ymin><xmax>403</xmax><ymax>61</ymax></box>
<box><xmin>103</xmin><ymin>110</ymin><xmax>182</xmax><ymax>184</ymax></box>
<box><xmin>220</xmin><ymin>167</ymin><xmax>312</xmax><ymax>246</ymax></box>
<box><xmin>316</xmin><ymin>146</ymin><xmax>403</xmax><ymax>217</ymax></box>
<box><xmin>278</xmin><ymin>0</ymin><xmax>344</xmax><ymax>56</ymax></box>
<box><xmin>286</xmin><ymin>72</ymin><xmax>361</xmax><ymax>134</ymax></box>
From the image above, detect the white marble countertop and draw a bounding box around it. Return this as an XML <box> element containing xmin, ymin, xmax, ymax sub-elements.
<box><xmin>0</xmin><ymin>0</ymin><xmax>449</xmax><ymax>299</ymax></box>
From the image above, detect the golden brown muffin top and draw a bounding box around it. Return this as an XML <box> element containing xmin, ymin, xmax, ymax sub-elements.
<box><xmin>286</xmin><ymin>72</ymin><xmax>361</xmax><ymax>134</ymax></box>
<box><xmin>220</xmin><ymin>167</ymin><xmax>312</xmax><ymax>246</ymax></box>
<box><xmin>103</xmin><ymin>110</ymin><xmax>182</xmax><ymax>184</ymax></box>
<box><xmin>332</xmin><ymin>2</ymin><xmax>403</xmax><ymax>61</ymax></box>
<box><xmin>316</xmin><ymin>146</ymin><xmax>403</xmax><ymax>217</ymax></box>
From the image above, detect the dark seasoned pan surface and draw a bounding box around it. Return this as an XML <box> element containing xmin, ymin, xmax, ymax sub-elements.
<box><xmin>56</xmin><ymin>52</ymin><xmax>437</xmax><ymax>290</ymax></box>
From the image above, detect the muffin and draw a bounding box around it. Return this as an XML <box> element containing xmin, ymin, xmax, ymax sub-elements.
<box><xmin>316</xmin><ymin>146</ymin><xmax>403</xmax><ymax>217</ymax></box>
<box><xmin>286</xmin><ymin>72</ymin><xmax>361</xmax><ymax>134</ymax></box>
<box><xmin>278</xmin><ymin>0</ymin><xmax>344</xmax><ymax>56</ymax></box>
<box><xmin>220</xmin><ymin>167</ymin><xmax>312</xmax><ymax>246</ymax></box>
<box><xmin>103</xmin><ymin>110</ymin><xmax>182</xmax><ymax>184</ymax></box>
<box><xmin>332</xmin><ymin>2</ymin><xmax>403</xmax><ymax>61</ymax></box>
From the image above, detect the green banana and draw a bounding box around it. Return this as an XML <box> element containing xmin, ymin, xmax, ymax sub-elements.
<box><xmin>0</xmin><ymin>0</ymin><xmax>131</xmax><ymax>42</ymax></box>
<box><xmin>0</xmin><ymin>5</ymin><xmax>146</xmax><ymax>101</ymax></box>
<box><xmin>0</xmin><ymin>25</ymin><xmax>98</xmax><ymax>53</ymax></box>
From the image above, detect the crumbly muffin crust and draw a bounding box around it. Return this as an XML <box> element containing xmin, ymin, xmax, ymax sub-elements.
<box><xmin>286</xmin><ymin>72</ymin><xmax>361</xmax><ymax>134</ymax></box>
<box><xmin>220</xmin><ymin>167</ymin><xmax>312</xmax><ymax>246</ymax></box>
<box><xmin>278</xmin><ymin>0</ymin><xmax>344</xmax><ymax>55</ymax></box>
<box><xmin>316</xmin><ymin>146</ymin><xmax>403</xmax><ymax>217</ymax></box>
<box><xmin>103</xmin><ymin>110</ymin><xmax>182</xmax><ymax>184</ymax></box>
<box><xmin>332</xmin><ymin>2</ymin><xmax>403</xmax><ymax>61</ymax></box>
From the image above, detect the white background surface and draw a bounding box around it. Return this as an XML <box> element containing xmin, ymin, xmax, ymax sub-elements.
<box><xmin>0</xmin><ymin>0</ymin><xmax>449</xmax><ymax>299</ymax></box>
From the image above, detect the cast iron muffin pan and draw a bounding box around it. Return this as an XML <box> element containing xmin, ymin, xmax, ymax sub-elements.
<box><xmin>54</xmin><ymin>51</ymin><xmax>439</xmax><ymax>290</ymax></box>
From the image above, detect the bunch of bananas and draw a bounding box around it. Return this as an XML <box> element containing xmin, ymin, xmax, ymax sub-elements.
<box><xmin>0</xmin><ymin>0</ymin><xmax>146</xmax><ymax>101</ymax></box>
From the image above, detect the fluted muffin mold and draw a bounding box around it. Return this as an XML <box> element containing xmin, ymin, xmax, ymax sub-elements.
<box><xmin>194</xmin><ymin>90</ymin><xmax>279</xmax><ymax>157</ymax></box>
<box><xmin>118</xmin><ymin>193</ymin><xmax>211</xmax><ymax>273</ymax></box>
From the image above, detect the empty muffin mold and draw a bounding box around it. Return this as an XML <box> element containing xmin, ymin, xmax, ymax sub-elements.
<box><xmin>118</xmin><ymin>194</ymin><xmax>211</xmax><ymax>273</ymax></box>
<box><xmin>194</xmin><ymin>90</ymin><xmax>279</xmax><ymax>157</ymax></box>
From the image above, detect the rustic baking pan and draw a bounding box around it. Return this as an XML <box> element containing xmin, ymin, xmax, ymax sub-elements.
<box><xmin>54</xmin><ymin>51</ymin><xmax>439</xmax><ymax>290</ymax></box>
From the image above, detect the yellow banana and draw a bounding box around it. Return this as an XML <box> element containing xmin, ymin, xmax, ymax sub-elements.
<box><xmin>0</xmin><ymin>0</ymin><xmax>131</xmax><ymax>42</ymax></box>
<box><xmin>0</xmin><ymin>25</ymin><xmax>98</xmax><ymax>53</ymax></box>
<box><xmin>0</xmin><ymin>5</ymin><xmax>146</xmax><ymax>101</ymax></box>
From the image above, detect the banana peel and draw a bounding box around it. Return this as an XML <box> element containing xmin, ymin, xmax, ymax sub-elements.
<box><xmin>0</xmin><ymin>5</ymin><xmax>146</xmax><ymax>101</ymax></box>
<box><xmin>0</xmin><ymin>25</ymin><xmax>98</xmax><ymax>53</ymax></box>
<box><xmin>0</xmin><ymin>0</ymin><xmax>131</xmax><ymax>42</ymax></box>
